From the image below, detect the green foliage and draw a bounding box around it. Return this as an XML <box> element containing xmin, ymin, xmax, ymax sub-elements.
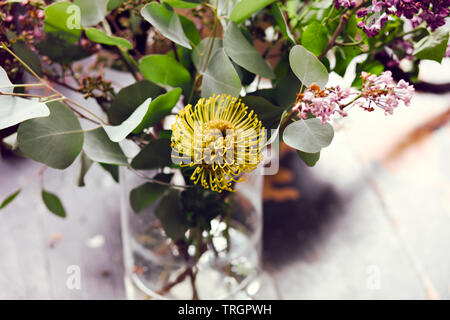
<box><xmin>241</xmin><ymin>96</ymin><xmax>284</xmax><ymax>128</ymax></box>
<box><xmin>414</xmin><ymin>28</ymin><xmax>450</xmax><ymax>63</ymax></box>
<box><xmin>74</xmin><ymin>0</ymin><xmax>108</xmax><ymax>27</ymax></box>
<box><xmin>133</xmin><ymin>88</ymin><xmax>182</xmax><ymax>133</ymax></box>
<box><xmin>0</xmin><ymin>93</ymin><xmax>50</xmax><ymax>130</ymax></box>
<box><xmin>85</xmin><ymin>28</ymin><xmax>133</xmax><ymax>49</ymax></box>
<box><xmin>140</xmin><ymin>54</ymin><xmax>191</xmax><ymax>86</ymax></box>
<box><xmin>224</xmin><ymin>23</ymin><xmax>275</xmax><ymax>79</ymax></box>
<box><xmin>83</xmin><ymin>127</ymin><xmax>128</xmax><ymax>165</ymax></box>
<box><xmin>164</xmin><ymin>0</ymin><xmax>202</xmax><ymax>9</ymax></box>
<box><xmin>107</xmin><ymin>0</ymin><xmax>125</xmax><ymax>11</ymax></box>
<box><xmin>103</xmin><ymin>98</ymin><xmax>152</xmax><ymax>142</ymax></box>
<box><xmin>11</xmin><ymin>40</ymin><xmax>43</xmax><ymax>77</ymax></box>
<box><xmin>36</xmin><ymin>35</ymin><xmax>90</xmax><ymax>64</ymax></box>
<box><xmin>201</xmin><ymin>49</ymin><xmax>241</xmax><ymax>98</ymax></box>
<box><xmin>100</xmin><ymin>163</ymin><xmax>119</xmax><ymax>182</ymax></box>
<box><xmin>77</xmin><ymin>151</ymin><xmax>93</xmax><ymax>187</ymax></box>
<box><xmin>289</xmin><ymin>45</ymin><xmax>329</xmax><ymax>87</ymax></box>
<box><xmin>0</xmin><ymin>190</ymin><xmax>21</xmax><ymax>210</ymax></box>
<box><xmin>108</xmin><ymin>80</ymin><xmax>165</xmax><ymax>125</ymax></box>
<box><xmin>130</xmin><ymin>173</ymin><xmax>173</xmax><ymax>213</ymax></box>
<box><xmin>140</xmin><ymin>2</ymin><xmax>192</xmax><ymax>49</ymax></box>
<box><xmin>192</xmin><ymin>38</ymin><xmax>223</xmax><ymax>72</ymax></box>
<box><xmin>131</xmin><ymin>138</ymin><xmax>173</xmax><ymax>169</ymax></box>
<box><xmin>230</xmin><ymin>0</ymin><xmax>276</xmax><ymax>23</ymax></box>
<box><xmin>181</xmin><ymin>187</ymin><xmax>230</xmax><ymax>231</ymax></box>
<box><xmin>283</xmin><ymin>118</ymin><xmax>334</xmax><ymax>153</ymax></box>
<box><xmin>270</xmin><ymin>2</ymin><xmax>295</xmax><ymax>44</ymax></box>
<box><xmin>44</xmin><ymin>1</ymin><xmax>82</xmax><ymax>43</ymax></box>
<box><xmin>179</xmin><ymin>15</ymin><xmax>201</xmax><ymax>45</ymax></box>
<box><xmin>42</xmin><ymin>190</ymin><xmax>67</xmax><ymax>218</ymax></box>
<box><xmin>301</xmin><ymin>21</ymin><xmax>328</xmax><ymax>56</ymax></box>
<box><xmin>17</xmin><ymin>102</ymin><xmax>84</xmax><ymax>169</ymax></box>
<box><xmin>297</xmin><ymin>150</ymin><xmax>320</xmax><ymax>167</ymax></box>
<box><xmin>155</xmin><ymin>189</ymin><xmax>188</xmax><ymax>241</ymax></box>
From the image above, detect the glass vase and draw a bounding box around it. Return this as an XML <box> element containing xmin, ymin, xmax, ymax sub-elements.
<box><xmin>119</xmin><ymin>167</ymin><xmax>263</xmax><ymax>300</ymax></box>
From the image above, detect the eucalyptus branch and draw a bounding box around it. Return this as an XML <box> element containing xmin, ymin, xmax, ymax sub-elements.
<box><xmin>1</xmin><ymin>42</ymin><xmax>105</xmax><ymax>125</ymax></box>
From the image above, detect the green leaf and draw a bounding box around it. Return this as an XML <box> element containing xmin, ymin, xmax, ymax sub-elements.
<box><xmin>414</xmin><ymin>28</ymin><xmax>450</xmax><ymax>63</ymax></box>
<box><xmin>131</xmin><ymin>138</ymin><xmax>173</xmax><ymax>169</ymax></box>
<box><xmin>130</xmin><ymin>174</ymin><xmax>173</xmax><ymax>213</ymax></box>
<box><xmin>108</xmin><ymin>80</ymin><xmax>164</xmax><ymax>125</ymax></box>
<box><xmin>107</xmin><ymin>0</ymin><xmax>125</xmax><ymax>11</ymax></box>
<box><xmin>0</xmin><ymin>190</ymin><xmax>21</xmax><ymax>210</ymax></box>
<box><xmin>283</xmin><ymin>118</ymin><xmax>334</xmax><ymax>153</ymax></box>
<box><xmin>0</xmin><ymin>95</ymin><xmax>50</xmax><ymax>130</ymax></box>
<box><xmin>130</xmin><ymin>183</ymin><xmax>168</xmax><ymax>213</ymax></box>
<box><xmin>191</xmin><ymin>37</ymin><xmax>223</xmax><ymax>73</ymax></box>
<box><xmin>230</xmin><ymin>0</ymin><xmax>276</xmax><ymax>23</ymax></box>
<box><xmin>17</xmin><ymin>102</ymin><xmax>83</xmax><ymax>169</ymax></box>
<box><xmin>224</xmin><ymin>23</ymin><xmax>275</xmax><ymax>79</ymax></box>
<box><xmin>201</xmin><ymin>49</ymin><xmax>242</xmax><ymax>98</ymax></box>
<box><xmin>289</xmin><ymin>45</ymin><xmax>329</xmax><ymax>87</ymax></box>
<box><xmin>164</xmin><ymin>0</ymin><xmax>202</xmax><ymax>9</ymax></box>
<box><xmin>297</xmin><ymin>150</ymin><xmax>320</xmax><ymax>167</ymax></box>
<box><xmin>74</xmin><ymin>0</ymin><xmax>108</xmax><ymax>27</ymax></box>
<box><xmin>334</xmin><ymin>45</ymin><xmax>360</xmax><ymax>77</ymax></box>
<box><xmin>140</xmin><ymin>2</ymin><xmax>192</xmax><ymax>49</ymax></box>
<box><xmin>301</xmin><ymin>21</ymin><xmax>328</xmax><ymax>56</ymax></box>
<box><xmin>140</xmin><ymin>54</ymin><xmax>191</xmax><ymax>87</ymax></box>
<box><xmin>44</xmin><ymin>1</ymin><xmax>82</xmax><ymax>44</ymax></box>
<box><xmin>36</xmin><ymin>34</ymin><xmax>90</xmax><ymax>64</ymax></box>
<box><xmin>83</xmin><ymin>127</ymin><xmax>128</xmax><ymax>165</ymax></box>
<box><xmin>85</xmin><ymin>28</ymin><xmax>132</xmax><ymax>49</ymax></box>
<box><xmin>133</xmin><ymin>88</ymin><xmax>182</xmax><ymax>133</ymax></box>
<box><xmin>270</xmin><ymin>3</ymin><xmax>295</xmax><ymax>44</ymax></box>
<box><xmin>77</xmin><ymin>151</ymin><xmax>93</xmax><ymax>187</ymax></box>
<box><xmin>241</xmin><ymin>96</ymin><xmax>283</xmax><ymax>128</ymax></box>
<box><xmin>103</xmin><ymin>98</ymin><xmax>151</xmax><ymax>142</ymax></box>
<box><xmin>11</xmin><ymin>41</ymin><xmax>43</xmax><ymax>77</ymax></box>
<box><xmin>179</xmin><ymin>15</ymin><xmax>200</xmax><ymax>46</ymax></box>
<box><xmin>42</xmin><ymin>190</ymin><xmax>66</xmax><ymax>218</ymax></box>
<box><xmin>155</xmin><ymin>189</ymin><xmax>188</xmax><ymax>241</ymax></box>
<box><xmin>100</xmin><ymin>163</ymin><xmax>119</xmax><ymax>182</ymax></box>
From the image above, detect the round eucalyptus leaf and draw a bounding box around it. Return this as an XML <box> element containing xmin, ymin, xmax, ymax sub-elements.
<box><xmin>283</xmin><ymin>118</ymin><xmax>334</xmax><ymax>153</ymax></box>
<box><xmin>74</xmin><ymin>0</ymin><xmax>108</xmax><ymax>27</ymax></box>
<box><xmin>224</xmin><ymin>23</ymin><xmax>275</xmax><ymax>79</ymax></box>
<box><xmin>83</xmin><ymin>127</ymin><xmax>128</xmax><ymax>165</ymax></box>
<box><xmin>17</xmin><ymin>102</ymin><xmax>83</xmax><ymax>169</ymax></box>
<box><xmin>289</xmin><ymin>45</ymin><xmax>329</xmax><ymax>88</ymax></box>
<box><xmin>140</xmin><ymin>2</ymin><xmax>192</xmax><ymax>49</ymax></box>
<box><xmin>201</xmin><ymin>49</ymin><xmax>241</xmax><ymax>99</ymax></box>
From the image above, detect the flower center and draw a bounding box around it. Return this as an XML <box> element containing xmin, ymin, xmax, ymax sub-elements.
<box><xmin>203</xmin><ymin>119</ymin><xmax>235</xmax><ymax>133</ymax></box>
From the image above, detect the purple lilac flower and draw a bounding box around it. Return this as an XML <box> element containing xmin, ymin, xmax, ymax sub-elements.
<box><xmin>293</xmin><ymin>72</ymin><xmax>415</xmax><ymax>122</ymax></box>
<box><xmin>356</xmin><ymin>0</ymin><xmax>450</xmax><ymax>36</ymax></box>
<box><xmin>334</xmin><ymin>0</ymin><xmax>356</xmax><ymax>9</ymax></box>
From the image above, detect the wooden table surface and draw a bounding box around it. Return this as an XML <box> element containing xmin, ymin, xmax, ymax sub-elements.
<box><xmin>0</xmin><ymin>61</ymin><xmax>449</xmax><ymax>300</ymax></box>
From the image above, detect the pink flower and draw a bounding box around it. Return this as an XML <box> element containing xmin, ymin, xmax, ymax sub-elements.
<box><xmin>293</xmin><ymin>72</ymin><xmax>414</xmax><ymax>123</ymax></box>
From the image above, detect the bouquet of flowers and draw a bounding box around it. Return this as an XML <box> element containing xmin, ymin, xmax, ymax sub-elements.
<box><xmin>1</xmin><ymin>0</ymin><xmax>447</xmax><ymax>299</ymax></box>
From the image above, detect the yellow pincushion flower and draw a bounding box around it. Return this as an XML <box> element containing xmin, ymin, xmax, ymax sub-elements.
<box><xmin>171</xmin><ymin>94</ymin><xmax>265</xmax><ymax>193</ymax></box>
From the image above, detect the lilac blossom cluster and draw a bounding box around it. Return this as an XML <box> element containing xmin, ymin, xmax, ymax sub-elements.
<box><xmin>334</xmin><ymin>0</ymin><xmax>356</xmax><ymax>9</ymax></box>
<box><xmin>293</xmin><ymin>71</ymin><xmax>415</xmax><ymax>123</ymax></box>
<box><xmin>351</xmin><ymin>0</ymin><xmax>450</xmax><ymax>36</ymax></box>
